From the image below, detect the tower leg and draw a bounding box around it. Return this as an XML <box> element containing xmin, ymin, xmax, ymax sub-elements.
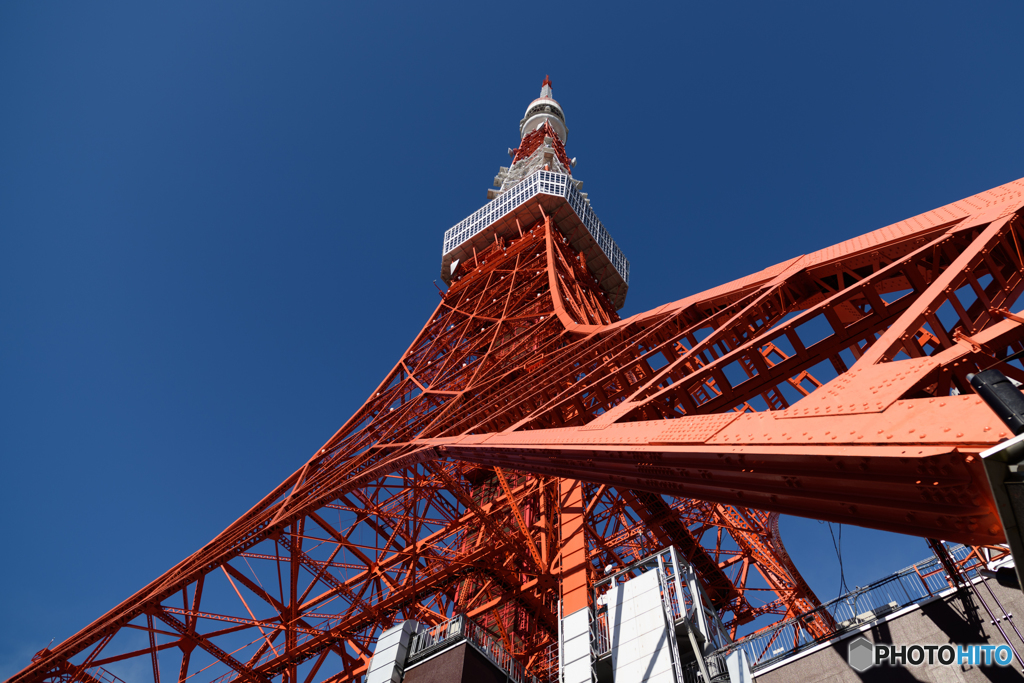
<box><xmin>558</xmin><ymin>478</ymin><xmax>593</xmax><ymax>683</ymax></box>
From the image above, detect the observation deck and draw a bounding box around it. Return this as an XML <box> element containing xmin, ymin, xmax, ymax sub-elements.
<box><xmin>441</xmin><ymin>169</ymin><xmax>630</xmax><ymax>310</ymax></box>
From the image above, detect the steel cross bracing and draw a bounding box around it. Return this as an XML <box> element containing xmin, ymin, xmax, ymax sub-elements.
<box><xmin>12</xmin><ymin>172</ymin><xmax>1024</xmax><ymax>683</ymax></box>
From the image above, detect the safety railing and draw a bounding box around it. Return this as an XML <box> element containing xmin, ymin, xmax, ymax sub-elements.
<box><xmin>406</xmin><ymin>613</ymin><xmax>542</xmax><ymax>683</ymax></box>
<box><xmin>655</xmin><ymin>555</ymin><xmax>686</xmax><ymax>683</ymax></box>
<box><xmin>593</xmin><ymin>546</ymin><xmax>730</xmax><ymax>659</ymax></box>
<box><xmin>681</xmin><ymin>651</ymin><xmax>730</xmax><ymax>683</ymax></box>
<box><xmin>538</xmin><ymin>641</ymin><xmax>560</xmax><ymax>683</ymax></box>
<box><xmin>407</xmin><ymin>615</ymin><xmax>467</xmax><ymax>661</ymax></box>
<box><xmin>714</xmin><ymin>543</ymin><xmax>985</xmax><ymax>672</ymax></box>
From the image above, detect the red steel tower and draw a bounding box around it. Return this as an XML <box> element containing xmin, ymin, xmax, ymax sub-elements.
<box><xmin>11</xmin><ymin>78</ymin><xmax>1024</xmax><ymax>683</ymax></box>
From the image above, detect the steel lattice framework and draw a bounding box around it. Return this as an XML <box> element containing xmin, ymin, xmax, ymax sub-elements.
<box><xmin>11</xmin><ymin>85</ymin><xmax>1024</xmax><ymax>683</ymax></box>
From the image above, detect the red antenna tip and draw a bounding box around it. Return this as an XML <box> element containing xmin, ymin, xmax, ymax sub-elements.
<box><xmin>542</xmin><ymin>74</ymin><xmax>553</xmax><ymax>88</ymax></box>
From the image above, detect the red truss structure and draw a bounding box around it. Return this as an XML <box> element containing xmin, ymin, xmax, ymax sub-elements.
<box><xmin>512</xmin><ymin>121</ymin><xmax>573</xmax><ymax>171</ymax></box>
<box><xmin>11</xmin><ymin>80</ymin><xmax>1024</xmax><ymax>683</ymax></box>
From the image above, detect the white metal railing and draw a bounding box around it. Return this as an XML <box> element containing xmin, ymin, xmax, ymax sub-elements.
<box><xmin>442</xmin><ymin>171</ymin><xmax>565</xmax><ymax>255</ymax></box>
<box><xmin>441</xmin><ymin>169</ymin><xmax>629</xmax><ymax>285</ymax></box>
<box><xmin>656</xmin><ymin>552</ymin><xmax>685</xmax><ymax>683</ymax></box>
<box><xmin>565</xmin><ymin>178</ymin><xmax>629</xmax><ymax>284</ymax></box>
<box><xmin>591</xmin><ymin>543</ymin><xmax>996</xmax><ymax>681</ymax></box>
<box><xmin>407</xmin><ymin>615</ymin><xmax>465</xmax><ymax>658</ymax></box>
<box><xmin>406</xmin><ymin>613</ymin><xmax>541</xmax><ymax>683</ymax></box>
<box><xmin>593</xmin><ymin>546</ymin><xmax>730</xmax><ymax>658</ymax></box>
<box><xmin>715</xmin><ymin>543</ymin><xmax>984</xmax><ymax>672</ymax></box>
<box><xmin>681</xmin><ymin>651</ymin><xmax>730</xmax><ymax>683</ymax></box>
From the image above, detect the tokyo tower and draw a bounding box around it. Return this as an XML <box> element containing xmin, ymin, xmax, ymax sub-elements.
<box><xmin>11</xmin><ymin>77</ymin><xmax>1024</xmax><ymax>683</ymax></box>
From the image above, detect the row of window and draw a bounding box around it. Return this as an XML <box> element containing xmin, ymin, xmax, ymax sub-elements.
<box><xmin>441</xmin><ymin>170</ymin><xmax>629</xmax><ymax>285</ymax></box>
<box><xmin>442</xmin><ymin>172</ymin><xmax>566</xmax><ymax>253</ymax></box>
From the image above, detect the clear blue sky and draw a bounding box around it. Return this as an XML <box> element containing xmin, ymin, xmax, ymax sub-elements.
<box><xmin>2</xmin><ymin>2</ymin><xmax>1023</xmax><ymax>677</ymax></box>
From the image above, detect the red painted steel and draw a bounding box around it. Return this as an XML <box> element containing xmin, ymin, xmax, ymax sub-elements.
<box><xmin>512</xmin><ymin>121</ymin><xmax>572</xmax><ymax>171</ymax></box>
<box><xmin>12</xmin><ymin>92</ymin><xmax>1024</xmax><ymax>682</ymax></box>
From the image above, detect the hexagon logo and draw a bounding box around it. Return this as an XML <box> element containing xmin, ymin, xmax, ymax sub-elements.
<box><xmin>848</xmin><ymin>636</ymin><xmax>875</xmax><ymax>672</ymax></box>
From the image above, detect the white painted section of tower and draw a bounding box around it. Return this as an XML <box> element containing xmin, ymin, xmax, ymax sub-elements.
<box><xmin>560</xmin><ymin>607</ymin><xmax>593</xmax><ymax>683</ymax></box>
<box><xmin>605</xmin><ymin>571</ymin><xmax>680</xmax><ymax>683</ymax></box>
<box><xmin>366</xmin><ymin>620</ymin><xmax>419</xmax><ymax>683</ymax></box>
<box><xmin>520</xmin><ymin>78</ymin><xmax>568</xmax><ymax>142</ymax></box>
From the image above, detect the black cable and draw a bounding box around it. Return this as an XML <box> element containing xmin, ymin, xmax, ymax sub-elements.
<box><xmin>982</xmin><ymin>347</ymin><xmax>1024</xmax><ymax>372</ymax></box>
<box><xmin>827</xmin><ymin>522</ymin><xmax>850</xmax><ymax>597</ymax></box>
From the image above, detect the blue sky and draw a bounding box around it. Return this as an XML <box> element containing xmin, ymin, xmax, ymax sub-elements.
<box><xmin>2</xmin><ymin>2</ymin><xmax>1023</xmax><ymax>677</ymax></box>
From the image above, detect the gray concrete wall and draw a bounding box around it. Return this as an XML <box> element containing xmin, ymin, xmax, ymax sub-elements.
<box><xmin>754</xmin><ymin>579</ymin><xmax>1024</xmax><ymax>682</ymax></box>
